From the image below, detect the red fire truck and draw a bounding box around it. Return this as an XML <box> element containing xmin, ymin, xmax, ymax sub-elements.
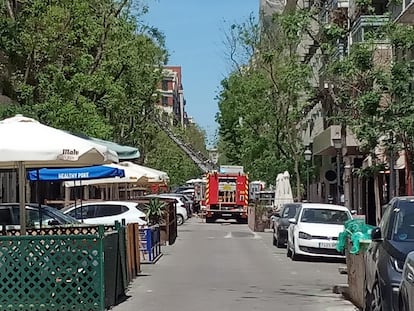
<box><xmin>204</xmin><ymin>166</ymin><xmax>249</xmax><ymax>223</ymax></box>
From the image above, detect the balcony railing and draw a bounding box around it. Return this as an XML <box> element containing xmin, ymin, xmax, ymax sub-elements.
<box><xmin>350</xmin><ymin>15</ymin><xmax>389</xmax><ymax>44</ymax></box>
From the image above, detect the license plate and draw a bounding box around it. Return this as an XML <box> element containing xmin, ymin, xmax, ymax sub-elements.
<box><xmin>319</xmin><ymin>242</ymin><xmax>337</xmax><ymax>249</ymax></box>
<box><xmin>222</xmin><ymin>213</ymin><xmax>232</xmax><ymax>217</ymax></box>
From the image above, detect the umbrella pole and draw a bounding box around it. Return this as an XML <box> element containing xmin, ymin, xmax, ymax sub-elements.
<box><xmin>37</xmin><ymin>169</ymin><xmax>42</xmax><ymax>229</ymax></box>
<box><xmin>18</xmin><ymin>162</ymin><xmax>26</xmax><ymax>235</ymax></box>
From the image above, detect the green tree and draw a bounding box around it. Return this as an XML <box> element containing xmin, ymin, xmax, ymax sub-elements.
<box><xmin>0</xmin><ymin>0</ymin><xmax>166</xmax><ymax>143</ymax></box>
<box><xmin>216</xmin><ymin>12</ymin><xmax>312</xmax><ymax>197</ymax></box>
<box><xmin>323</xmin><ymin>21</ymin><xmax>414</xmax><ymax>181</ymax></box>
<box><xmin>0</xmin><ymin>0</ymin><xmax>236</xmax><ymax>187</ymax></box>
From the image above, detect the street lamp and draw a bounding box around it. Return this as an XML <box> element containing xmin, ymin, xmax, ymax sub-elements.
<box><xmin>388</xmin><ymin>132</ymin><xmax>397</xmax><ymax>199</ymax></box>
<box><xmin>332</xmin><ymin>137</ymin><xmax>342</xmax><ymax>205</ymax></box>
<box><xmin>208</xmin><ymin>148</ymin><xmax>219</xmax><ymax>165</ymax></box>
<box><xmin>304</xmin><ymin>148</ymin><xmax>312</xmax><ymax>202</ymax></box>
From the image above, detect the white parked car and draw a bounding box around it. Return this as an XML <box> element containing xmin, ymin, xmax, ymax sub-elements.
<box><xmin>61</xmin><ymin>201</ymin><xmax>147</xmax><ymax>226</ymax></box>
<box><xmin>145</xmin><ymin>194</ymin><xmax>188</xmax><ymax>226</ymax></box>
<box><xmin>287</xmin><ymin>203</ymin><xmax>352</xmax><ymax>260</ymax></box>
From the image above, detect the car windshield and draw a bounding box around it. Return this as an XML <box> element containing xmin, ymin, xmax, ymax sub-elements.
<box><xmin>300</xmin><ymin>208</ymin><xmax>350</xmax><ymax>224</ymax></box>
<box><xmin>282</xmin><ymin>204</ymin><xmax>300</xmax><ymax>218</ymax></box>
<box><xmin>391</xmin><ymin>204</ymin><xmax>414</xmax><ymax>241</ymax></box>
<box><xmin>43</xmin><ymin>206</ymin><xmax>80</xmax><ymax>223</ymax></box>
<box><xmin>14</xmin><ymin>205</ymin><xmax>79</xmax><ymax>227</ymax></box>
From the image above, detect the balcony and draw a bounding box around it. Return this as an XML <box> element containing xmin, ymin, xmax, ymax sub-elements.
<box><xmin>390</xmin><ymin>0</ymin><xmax>414</xmax><ymax>24</ymax></box>
<box><xmin>350</xmin><ymin>15</ymin><xmax>389</xmax><ymax>44</ymax></box>
<box><xmin>313</xmin><ymin>125</ymin><xmax>360</xmax><ymax>156</ymax></box>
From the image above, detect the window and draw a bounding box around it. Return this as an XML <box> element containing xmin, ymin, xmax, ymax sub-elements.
<box><xmin>162</xmin><ymin>80</ymin><xmax>168</xmax><ymax>91</ymax></box>
<box><xmin>67</xmin><ymin>205</ymin><xmax>96</xmax><ymax>219</ymax></box>
<box><xmin>282</xmin><ymin>207</ymin><xmax>290</xmax><ymax>218</ymax></box>
<box><xmin>283</xmin><ymin>206</ymin><xmax>299</xmax><ymax>218</ymax></box>
<box><xmin>135</xmin><ymin>203</ymin><xmax>147</xmax><ymax>213</ymax></box>
<box><xmin>300</xmin><ymin>208</ymin><xmax>350</xmax><ymax>224</ymax></box>
<box><xmin>161</xmin><ymin>96</ymin><xmax>168</xmax><ymax>106</ymax></box>
<box><xmin>379</xmin><ymin>203</ymin><xmax>393</xmax><ymax>238</ymax></box>
<box><xmin>0</xmin><ymin>209</ymin><xmax>12</xmax><ymax>225</ymax></box>
<box><xmin>391</xmin><ymin>200</ymin><xmax>414</xmax><ymax>241</ymax></box>
<box><xmin>95</xmin><ymin>204</ymin><xmax>126</xmax><ymax>217</ymax></box>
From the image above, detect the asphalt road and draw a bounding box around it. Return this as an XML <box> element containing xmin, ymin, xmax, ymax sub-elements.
<box><xmin>113</xmin><ymin>217</ymin><xmax>357</xmax><ymax>311</ymax></box>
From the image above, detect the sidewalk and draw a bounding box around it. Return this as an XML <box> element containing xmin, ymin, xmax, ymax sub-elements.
<box><xmin>253</xmin><ymin>229</ymin><xmax>359</xmax><ymax>311</ymax></box>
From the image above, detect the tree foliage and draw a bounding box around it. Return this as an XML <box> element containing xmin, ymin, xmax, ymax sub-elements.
<box><xmin>0</xmin><ymin>0</ymin><xmax>207</xmax><ymax>186</ymax></box>
<box><xmin>323</xmin><ymin>21</ymin><xmax>414</xmax><ymax>175</ymax></box>
<box><xmin>0</xmin><ymin>0</ymin><xmax>165</xmax><ymax>142</ymax></box>
<box><xmin>216</xmin><ymin>12</ymin><xmax>312</xmax><ymax>197</ymax></box>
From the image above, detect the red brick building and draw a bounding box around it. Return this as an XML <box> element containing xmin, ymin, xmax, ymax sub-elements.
<box><xmin>157</xmin><ymin>66</ymin><xmax>188</xmax><ymax>128</ymax></box>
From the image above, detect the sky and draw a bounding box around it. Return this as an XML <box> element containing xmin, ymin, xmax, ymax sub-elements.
<box><xmin>142</xmin><ymin>0</ymin><xmax>259</xmax><ymax>147</ymax></box>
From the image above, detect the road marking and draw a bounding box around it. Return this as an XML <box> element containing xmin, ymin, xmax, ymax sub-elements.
<box><xmin>224</xmin><ymin>232</ymin><xmax>232</xmax><ymax>238</ymax></box>
<box><xmin>252</xmin><ymin>232</ymin><xmax>262</xmax><ymax>239</ymax></box>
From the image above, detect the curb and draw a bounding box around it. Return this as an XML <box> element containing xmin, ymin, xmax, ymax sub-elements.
<box><xmin>332</xmin><ymin>284</ymin><xmax>362</xmax><ymax>311</ymax></box>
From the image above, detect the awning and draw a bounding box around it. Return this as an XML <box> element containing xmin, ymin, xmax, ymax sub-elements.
<box><xmin>27</xmin><ymin>165</ymin><xmax>125</xmax><ymax>181</ymax></box>
<box><xmin>362</xmin><ymin>147</ymin><xmax>406</xmax><ymax>170</ymax></box>
<box><xmin>69</xmin><ymin>132</ymin><xmax>140</xmax><ymax>160</ymax></box>
<box><xmin>86</xmin><ymin>137</ymin><xmax>140</xmax><ymax>160</ymax></box>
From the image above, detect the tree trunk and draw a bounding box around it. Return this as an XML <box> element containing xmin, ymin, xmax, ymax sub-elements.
<box><xmin>405</xmin><ymin>149</ymin><xmax>413</xmax><ymax>195</ymax></box>
<box><xmin>374</xmin><ymin>173</ymin><xmax>381</xmax><ymax>225</ymax></box>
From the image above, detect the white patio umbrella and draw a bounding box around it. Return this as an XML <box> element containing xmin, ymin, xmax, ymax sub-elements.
<box><xmin>62</xmin><ymin>162</ymin><xmax>149</xmax><ymax>187</ymax></box>
<box><xmin>117</xmin><ymin>161</ymin><xmax>169</xmax><ymax>183</ymax></box>
<box><xmin>274</xmin><ymin>171</ymin><xmax>294</xmax><ymax>211</ymax></box>
<box><xmin>0</xmin><ymin>114</ymin><xmax>119</xmax><ymax>233</ymax></box>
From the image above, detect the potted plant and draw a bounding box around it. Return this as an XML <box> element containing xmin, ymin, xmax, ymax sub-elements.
<box><xmin>144</xmin><ymin>198</ymin><xmax>166</xmax><ymax>226</ymax></box>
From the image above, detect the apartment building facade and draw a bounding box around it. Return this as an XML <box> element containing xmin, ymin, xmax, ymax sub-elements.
<box><xmin>157</xmin><ymin>66</ymin><xmax>187</xmax><ymax>128</ymax></box>
<box><xmin>260</xmin><ymin>0</ymin><xmax>414</xmax><ymax>224</ymax></box>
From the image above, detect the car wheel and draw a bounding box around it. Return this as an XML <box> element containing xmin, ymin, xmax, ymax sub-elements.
<box><xmin>275</xmin><ymin>230</ymin><xmax>284</xmax><ymax>248</ymax></box>
<box><xmin>287</xmin><ymin>241</ymin><xmax>292</xmax><ymax>257</ymax></box>
<box><xmin>273</xmin><ymin>234</ymin><xmax>277</xmax><ymax>246</ymax></box>
<box><xmin>177</xmin><ymin>214</ymin><xmax>184</xmax><ymax>226</ymax></box>
<box><xmin>291</xmin><ymin>239</ymin><xmax>299</xmax><ymax>261</ymax></box>
<box><xmin>365</xmin><ymin>281</ymin><xmax>383</xmax><ymax>311</ymax></box>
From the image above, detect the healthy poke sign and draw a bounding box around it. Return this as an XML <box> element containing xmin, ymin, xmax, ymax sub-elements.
<box><xmin>57</xmin><ymin>172</ymin><xmax>89</xmax><ymax>180</ymax></box>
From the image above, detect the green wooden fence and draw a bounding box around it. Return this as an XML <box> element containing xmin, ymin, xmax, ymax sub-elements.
<box><xmin>0</xmin><ymin>229</ymin><xmax>105</xmax><ymax>311</ymax></box>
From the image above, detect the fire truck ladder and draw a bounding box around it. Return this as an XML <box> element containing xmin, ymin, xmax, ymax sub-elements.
<box><xmin>155</xmin><ymin>119</ymin><xmax>215</xmax><ymax>173</ymax></box>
